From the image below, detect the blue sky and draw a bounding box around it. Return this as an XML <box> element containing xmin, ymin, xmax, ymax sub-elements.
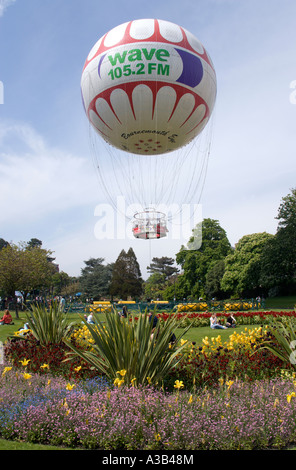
<box><xmin>0</xmin><ymin>0</ymin><xmax>295</xmax><ymax>279</ymax></box>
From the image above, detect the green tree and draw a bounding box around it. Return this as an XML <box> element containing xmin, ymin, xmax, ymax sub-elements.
<box><xmin>175</xmin><ymin>218</ymin><xmax>232</xmax><ymax>299</ymax></box>
<box><xmin>221</xmin><ymin>232</ymin><xmax>273</xmax><ymax>297</ymax></box>
<box><xmin>145</xmin><ymin>257</ymin><xmax>179</xmax><ymax>300</ymax></box>
<box><xmin>0</xmin><ymin>238</ymin><xmax>9</xmax><ymax>250</ymax></box>
<box><xmin>205</xmin><ymin>259</ymin><xmax>229</xmax><ymax>299</ymax></box>
<box><xmin>260</xmin><ymin>188</ymin><xmax>296</xmax><ymax>295</ymax></box>
<box><xmin>110</xmin><ymin>248</ymin><xmax>143</xmax><ymax>299</ymax></box>
<box><xmin>147</xmin><ymin>257</ymin><xmax>178</xmax><ymax>280</ymax></box>
<box><xmin>51</xmin><ymin>271</ymin><xmax>72</xmax><ymax>296</ymax></box>
<box><xmin>0</xmin><ymin>242</ymin><xmax>56</xmax><ymax>302</ymax></box>
<box><xmin>80</xmin><ymin>258</ymin><xmax>113</xmax><ymax>299</ymax></box>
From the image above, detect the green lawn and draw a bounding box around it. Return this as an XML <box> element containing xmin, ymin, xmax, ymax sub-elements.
<box><xmin>177</xmin><ymin>324</ymin><xmax>249</xmax><ymax>344</ymax></box>
<box><xmin>0</xmin><ymin>438</ymin><xmax>70</xmax><ymax>450</ymax></box>
<box><xmin>1</xmin><ymin>298</ymin><xmax>296</xmax><ymax>345</ymax></box>
<box><xmin>265</xmin><ymin>295</ymin><xmax>296</xmax><ymax>310</ymax></box>
<box><xmin>0</xmin><ymin>309</ymin><xmax>255</xmax><ymax>348</ymax></box>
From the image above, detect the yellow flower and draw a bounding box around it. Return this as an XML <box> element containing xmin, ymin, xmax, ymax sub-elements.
<box><xmin>47</xmin><ymin>379</ymin><xmax>51</xmax><ymax>386</ymax></box>
<box><xmin>74</xmin><ymin>366</ymin><xmax>82</xmax><ymax>372</ymax></box>
<box><xmin>114</xmin><ymin>378</ymin><xmax>124</xmax><ymax>387</ymax></box>
<box><xmin>19</xmin><ymin>358</ymin><xmax>30</xmax><ymax>366</ymax></box>
<box><xmin>174</xmin><ymin>380</ymin><xmax>184</xmax><ymax>389</ymax></box>
<box><xmin>154</xmin><ymin>433</ymin><xmax>161</xmax><ymax>441</ymax></box>
<box><xmin>23</xmin><ymin>373</ymin><xmax>32</xmax><ymax>380</ymax></box>
<box><xmin>226</xmin><ymin>380</ymin><xmax>234</xmax><ymax>390</ymax></box>
<box><xmin>2</xmin><ymin>366</ymin><xmax>12</xmax><ymax>376</ymax></box>
<box><xmin>188</xmin><ymin>394</ymin><xmax>193</xmax><ymax>404</ymax></box>
<box><xmin>287</xmin><ymin>392</ymin><xmax>296</xmax><ymax>403</ymax></box>
<box><xmin>117</xmin><ymin>369</ymin><xmax>127</xmax><ymax>377</ymax></box>
<box><xmin>40</xmin><ymin>363</ymin><xmax>49</xmax><ymax>370</ymax></box>
<box><xmin>131</xmin><ymin>377</ymin><xmax>137</xmax><ymax>386</ymax></box>
<box><xmin>66</xmin><ymin>383</ymin><xmax>76</xmax><ymax>391</ymax></box>
<box><xmin>202</xmin><ymin>337</ymin><xmax>209</xmax><ymax>347</ymax></box>
<box><xmin>146</xmin><ymin>376</ymin><xmax>152</xmax><ymax>384</ymax></box>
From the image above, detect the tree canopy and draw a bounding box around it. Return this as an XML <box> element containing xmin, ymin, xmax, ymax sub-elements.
<box><xmin>147</xmin><ymin>256</ymin><xmax>178</xmax><ymax>280</ymax></box>
<box><xmin>0</xmin><ymin>242</ymin><xmax>56</xmax><ymax>299</ymax></box>
<box><xmin>221</xmin><ymin>232</ymin><xmax>273</xmax><ymax>297</ymax></box>
<box><xmin>175</xmin><ymin>218</ymin><xmax>232</xmax><ymax>299</ymax></box>
<box><xmin>259</xmin><ymin>188</ymin><xmax>296</xmax><ymax>295</ymax></box>
<box><xmin>80</xmin><ymin>257</ymin><xmax>113</xmax><ymax>299</ymax></box>
<box><xmin>110</xmin><ymin>248</ymin><xmax>143</xmax><ymax>300</ymax></box>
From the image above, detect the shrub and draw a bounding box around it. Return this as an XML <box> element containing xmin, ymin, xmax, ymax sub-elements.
<box><xmin>24</xmin><ymin>301</ymin><xmax>75</xmax><ymax>346</ymax></box>
<box><xmin>64</xmin><ymin>310</ymin><xmax>190</xmax><ymax>387</ymax></box>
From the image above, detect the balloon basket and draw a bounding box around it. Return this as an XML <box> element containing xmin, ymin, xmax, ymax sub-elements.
<box><xmin>132</xmin><ymin>209</ymin><xmax>168</xmax><ymax>239</ymax></box>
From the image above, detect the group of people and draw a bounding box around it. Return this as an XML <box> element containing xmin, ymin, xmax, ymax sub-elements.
<box><xmin>210</xmin><ymin>313</ymin><xmax>236</xmax><ymax>330</ymax></box>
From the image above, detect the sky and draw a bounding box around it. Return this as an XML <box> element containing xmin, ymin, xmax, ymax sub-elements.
<box><xmin>0</xmin><ymin>0</ymin><xmax>295</xmax><ymax>280</ymax></box>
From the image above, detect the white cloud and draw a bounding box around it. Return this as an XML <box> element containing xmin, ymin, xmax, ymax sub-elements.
<box><xmin>0</xmin><ymin>0</ymin><xmax>16</xmax><ymax>17</ymax></box>
<box><xmin>0</xmin><ymin>120</ymin><xmax>99</xmax><ymax>235</ymax></box>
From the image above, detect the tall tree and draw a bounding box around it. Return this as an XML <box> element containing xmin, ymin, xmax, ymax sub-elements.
<box><xmin>0</xmin><ymin>238</ymin><xmax>9</xmax><ymax>250</ymax></box>
<box><xmin>221</xmin><ymin>232</ymin><xmax>273</xmax><ymax>297</ymax></box>
<box><xmin>147</xmin><ymin>256</ymin><xmax>178</xmax><ymax>280</ymax></box>
<box><xmin>260</xmin><ymin>188</ymin><xmax>296</xmax><ymax>294</ymax></box>
<box><xmin>0</xmin><ymin>242</ymin><xmax>56</xmax><ymax>301</ymax></box>
<box><xmin>175</xmin><ymin>218</ymin><xmax>232</xmax><ymax>298</ymax></box>
<box><xmin>80</xmin><ymin>258</ymin><xmax>113</xmax><ymax>299</ymax></box>
<box><xmin>205</xmin><ymin>259</ymin><xmax>229</xmax><ymax>299</ymax></box>
<box><xmin>27</xmin><ymin>238</ymin><xmax>42</xmax><ymax>249</ymax></box>
<box><xmin>110</xmin><ymin>248</ymin><xmax>143</xmax><ymax>299</ymax></box>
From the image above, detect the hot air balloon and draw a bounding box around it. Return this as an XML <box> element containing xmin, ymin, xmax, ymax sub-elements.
<box><xmin>81</xmin><ymin>19</ymin><xmax>216</xmax><ymax>240</ymax></box>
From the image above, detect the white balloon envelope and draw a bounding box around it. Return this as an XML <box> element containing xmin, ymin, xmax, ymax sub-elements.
<box><xmin>81</xmin><ymin>19</ymin><xmax>216</xmax><ymax>155</ymax></box>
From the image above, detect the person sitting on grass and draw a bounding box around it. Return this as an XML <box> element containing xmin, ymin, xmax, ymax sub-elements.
<box><xmin>210</xmin><ymin>313</ymin><xmax>227</xmax><ymax>330</ymax></box>
<box><xmin>0</xmin><ymin>309</ymin><xmax>13</xmax><ymax>325</ymax></box>
<box><xmin>226</xmin><ymin>313</ymin><xmax>237</xmax><ymax>328</ymax></box>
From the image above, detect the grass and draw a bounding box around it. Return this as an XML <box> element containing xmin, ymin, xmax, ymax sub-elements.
<box><xmin>1</xmin><ymin>297</ymin><xmax>295</xmax><ymax>345</ymax></box>
<box><xmin>0</xmin><ymin>310</ymin><xmax>255</xmax><ymax>347</ymax></box>
<box><xmin>0</xmin><ymin>438</ymin><xmax>70</xmax><ymax>450</ymax></box>
<box><xmin>265</xmin><ymin>295</ymin><xmax>296</xmax><ymax>310</ymax></box>
<box><xmin>177</xmin><ymin>324</ymin><xmax>248</xmax><ymax>344</ymax></box>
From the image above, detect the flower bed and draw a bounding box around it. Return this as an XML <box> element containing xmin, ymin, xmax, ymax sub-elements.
<box><xmin>1</xmin><ymin>365</ymin><xmax>296</xmax><ymax>450</ymax></box>
<box><xmin>4</xmin><ymin>333</ymin><xmax>98</xmax><ymax>381</ymax></box>
<box><xmin>157</xmin><ymin>310</ymin><xmax>296</xmax><ymax>328</ymax></box>
<box><xmin>167</xmin><ymin>327</ymin><xmax>294</xmax><ymax>389</ymax></box>
<box><xmin>2</xmin><ymin>313</ymin><xmax>296</xmax><ymax>450</ymax></box>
